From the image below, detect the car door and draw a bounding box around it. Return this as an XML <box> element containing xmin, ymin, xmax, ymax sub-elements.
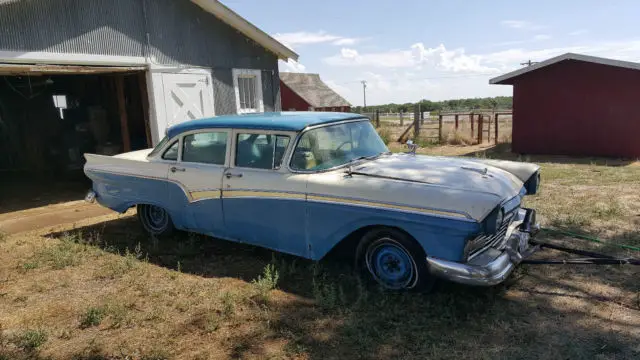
<box><xmin>221</xmin><ymin>129</ymin><xmax>309</xmax><ymax>257</ymax></box>
<box><xmin>166</xmin><ymin>129</ymin><xmax>230</xmax><ymax>235</ymax></box>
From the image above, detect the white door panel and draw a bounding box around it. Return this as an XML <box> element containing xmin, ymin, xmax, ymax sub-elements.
<box><xmin>150</xmin><ymin>71</ymin><xmax>215</xmax><ymax>144</ymax></box>
<box><xmin>163</xmin><ymin>73</ymin><xmax>214</xmax><ymax>127</ymax></box>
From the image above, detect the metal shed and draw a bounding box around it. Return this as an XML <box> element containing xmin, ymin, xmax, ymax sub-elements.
<box><xmin>490</xmin><ymin>53</ymin><xmax>640</xmax><ymax>158</ymax></box>
<box><xmin>0</xmin><ymin>0</ymin><xmax>297</xmax><ymax>210</ymax></box>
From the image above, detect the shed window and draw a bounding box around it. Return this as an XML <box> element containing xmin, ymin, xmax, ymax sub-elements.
<box><xmin>232</xmin><ymin>69</ymin><xmax>264</xmax><ymax>114</ymax></box>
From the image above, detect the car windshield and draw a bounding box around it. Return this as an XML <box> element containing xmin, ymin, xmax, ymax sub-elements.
<box><xmin>290</xmin><ymin>120</ymin><xmax>389</xmax><ymax>171</ymax></box>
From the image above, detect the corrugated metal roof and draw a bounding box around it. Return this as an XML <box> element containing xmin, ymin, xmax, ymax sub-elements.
<box><xmin>490</xmin><ymin>53</ymin><xmax>640</xmax><ymax>85</ymax></box>
<box><xmin>280</xmin><ymin>72</ymin><xmax>350</xmax><ymax>108</ymax></box>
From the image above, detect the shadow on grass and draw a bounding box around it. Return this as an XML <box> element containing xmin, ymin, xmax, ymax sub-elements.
<box><xmin>41</xmin><ymin>217</ymin><xmax>640</xmax><ymax>360</ymax></box>
<box><xmin>462</xmin><ymin>143</ymin><xmax>636</xmax><ymax>166</ymax></box>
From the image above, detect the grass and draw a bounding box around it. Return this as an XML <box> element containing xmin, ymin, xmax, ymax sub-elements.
<box><xmin>0</xmin><ymin>144</ymin><xmax>638</xmax><ymax>359</ymax></box>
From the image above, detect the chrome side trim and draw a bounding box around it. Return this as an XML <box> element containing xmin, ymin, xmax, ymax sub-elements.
<box><xmin>306</xmin><ymin>193</ymin><xmax>473</xmax><ymax>220</ymax></box>
<box><xmin>222</xmin><ymin>189</ymin><xmax>305</xmax><ymax>200</ymax></box>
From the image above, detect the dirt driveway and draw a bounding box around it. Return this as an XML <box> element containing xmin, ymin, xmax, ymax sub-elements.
<box><xmin>0</xmin><ymin>201</ymin><xmax>112</xmax><ymax>235</ymax></box>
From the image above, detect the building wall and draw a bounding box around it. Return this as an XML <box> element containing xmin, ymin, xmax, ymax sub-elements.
<box><xmin>0</xmin><ymin>0</ymin><xmax>281</xmax><ymax>114</ymax></box>
<box><xmin>280</xmin><ymin>81</ymin><xmax>311</xmax><ymax>111</ymax></box>
<box><xmin>512</xmin><ymin>60</ymin><xmax>640</xmax><ymax>158</ymax></box>
<box><xmin>280</xmin><ymin>81</ymin><xmax>351</xmax><ymax>112</ymax></box>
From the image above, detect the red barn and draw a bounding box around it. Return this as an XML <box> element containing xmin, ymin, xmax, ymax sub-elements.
<box><xmin>280</xmin><ymin>72</ymin><xmax>351</xmax><ymax>112</ymax></box>
<box><xmin>490</xmin><ymin>53</ymin><xmax>640</xmax><ymax>158</ymax></box>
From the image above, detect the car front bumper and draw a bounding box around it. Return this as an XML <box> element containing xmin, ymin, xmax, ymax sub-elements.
<box><xmin>426</xmin><ymin>208</ymin><xmax>539</xmax><ymax>286</ymax></box>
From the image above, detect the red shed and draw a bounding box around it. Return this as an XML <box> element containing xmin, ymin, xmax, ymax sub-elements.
<box><xmin>280</xmin><ymin>72</ymin><xmax>351</xmax><ymax>112</ymax></box>
<box><xmin>490</xmin><ymin>53</ymin><xmax>640</xmax><ymax>158</ymax></box>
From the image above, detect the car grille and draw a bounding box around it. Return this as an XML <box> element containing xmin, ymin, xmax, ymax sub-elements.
<box><xmin>467</xmin><ymin>209</ymin><xmax>517</xmax><ymax>260</ymax></box>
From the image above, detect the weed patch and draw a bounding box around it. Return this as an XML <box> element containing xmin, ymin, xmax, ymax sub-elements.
<box><xmin>11</xmin><ymin>329</ymin><xmax>47</xmax><ymax>352</ymax></box>
<box><xmin>252</xmin><ymin>263</ymin><xmax>279</xmax><ymax>302</ymax></box>
<box><xmin>80</xmin><ymin>307</ymin><xmax>106</xmax><ymax>328</ymax></box>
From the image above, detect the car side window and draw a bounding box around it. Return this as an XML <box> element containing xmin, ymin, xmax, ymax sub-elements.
<box><xmin>162</xmin><ymin>141</ymin><xmax>179</xmax><ymax>161</ymax></box>
<box><xmin>182</xmin><ymin>132</ymin><xmax>228</xmax><ymax>165</ymax></box>
<box><xmin>235</xmin><ymin>133</ymin><xmax>290</xmax><ymax>169</ymax></box>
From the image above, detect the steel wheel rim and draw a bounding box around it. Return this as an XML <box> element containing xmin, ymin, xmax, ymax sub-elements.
<box><xmin>365</xmin><ymin>238</ymin><xmax>418</xmax><ymax>290</ymax></box>
<box><xmin>142</xmin><ymin>205</ymin><xmax>169</xmax><ymax>233</ymax></box>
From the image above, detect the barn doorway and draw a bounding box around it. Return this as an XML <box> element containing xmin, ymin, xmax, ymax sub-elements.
<box><xmin>0</xmin><ymin>66</ymin><xmax>150</xmax><ymax>215</ymax></box>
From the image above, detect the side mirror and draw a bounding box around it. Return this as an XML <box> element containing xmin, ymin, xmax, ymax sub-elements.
<box><xmin>406</xmin><ymin>140</ymin><xmax>419</xmax><ymax>155</ymax></box>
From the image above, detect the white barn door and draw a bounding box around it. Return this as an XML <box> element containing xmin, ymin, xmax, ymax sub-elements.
<box><xmin>148</xmin><ymin>70</ymin><xmax>215</xmax><ymax>144</ymax></box>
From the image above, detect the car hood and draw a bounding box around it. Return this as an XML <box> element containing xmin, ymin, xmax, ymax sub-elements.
<box><xmin>352</xmin><ymin>153</ymin><xmax>526</xmax><ymax>199</ymax></box>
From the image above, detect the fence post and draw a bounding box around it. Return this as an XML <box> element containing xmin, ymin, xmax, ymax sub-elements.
<box><xmin>477</xmin><ymin>115</ymin><xmax>483</xmax><ymax>143</ymax></box>
<box><xmin>438</xmin><ymin>115</ymin><xmax>443</xmax><ymax>143</ymax></box>
<box><xmin>375</xmin><ymin>110</ymin><xmax>380</xmax><ymax>128</ymax></box>
<box><xmin>399</xmin><ymin>111</ymin><xmax>403</xmax><ymax>126</ymax></box>
<box><xmin>413</xmin><ymin>105</ymin><xmax>420</xmax><ymax>139</ymax></box>
<box><xmin>470</xmin><ymin>113</ymin><xmax>475</xmax><ymax>138</ymax></box>
<box><xmin>454</xmin><ymin>114</ymin><xmax>459</xmax><ymax>130</ymax></box>
<box><xmin>420</xmin><ymin>105</ymin><xmax>424</xmax><ymax>125</ymax></box>
<box><xmin>494</xmin><ymin>113</ymin><xmax>499</xmax><ymax>144</ymax></box>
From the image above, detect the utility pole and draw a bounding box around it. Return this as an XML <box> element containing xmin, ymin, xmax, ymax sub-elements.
<box><xmin>520</xmin><ymin>60</ymin><xmax>538</xmax><ymax>67</ymax></box>
<box><xmin>361</xmin><ymin>80</ymin><xmax>367</xmax><ymax>111</ymax></box>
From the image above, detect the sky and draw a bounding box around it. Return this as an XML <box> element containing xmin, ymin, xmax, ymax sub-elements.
<box><xmin>225</xmin><ymin>0</ymin><xmax>640</xmax><ymax>106</ymax></box>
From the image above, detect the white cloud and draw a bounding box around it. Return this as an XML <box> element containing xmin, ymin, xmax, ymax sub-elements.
<box><xmin>324</xmin><ymin>43</ymin><xmax>498</xmax><ymax>73</ymax></box>
<box><xmin>314</xmin><ymin>38</ymin><xmax>640</xmax><ymax>105</ymax></box>
<box><xmin>569</xmin><ymin>29</ymin><xmax>589</xmax><ymax>36</ymax></box>
<box><xmin>272</xmin><ymin>31</ymin><xmax>361</xmax><ymax>49</ymax></box>
<box><xmin>501</xmin><ymin>20</ymin><xmax>547</xmax><ymax>31</ymax></box>
<box><xmin>333</xmin><ymin>38</ymin><xmax>360</xmax><ymax>46</ymax></box>
<box><xmin>279</xmin><ymin>59</ymin><xmax>306</xmax><ymax>73</ymax></box>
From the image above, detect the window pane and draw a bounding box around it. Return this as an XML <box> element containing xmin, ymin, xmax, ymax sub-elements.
<box><xmin>248</xmin><ymin>77</ymin><xmax>256</xmax><ymax>109</ymax></box>
<box><xmin>236</xmin><ymin>75</ymin><xmax>258</xmax><ymax>112</ymax></box>
<box><xmin>235</xmin><ymin>133</ymin><xmax>288</xmax><ymax>169</ymax></box>
<box><xmin>274</xmin><ymin>135</ymin><xmax>290</xmax><ymax>168</ymax></box>
<box><xmin>290</xmin><ymin>121</ymin><xmax>388</xmax><ymax>171</ymax></box>
<box><xmin>182</xmin><ymin>132</ymin><xmax>228</xmax><ymax>165</ymax></box>
<box><xmin>162</xmin><ymin>141</ymin><xmax>179</xmax><ymax>161</ymax></box>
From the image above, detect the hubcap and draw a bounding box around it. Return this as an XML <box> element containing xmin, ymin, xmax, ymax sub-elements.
<box><xmin>143</xmin><ymin>205</ymin><xmax>168</xmax><ymax>233</ymax></box>
<box><xmin>365</xmin><ymin>238</ymin><xmax>418</xmax><ymax>290</ymax></box>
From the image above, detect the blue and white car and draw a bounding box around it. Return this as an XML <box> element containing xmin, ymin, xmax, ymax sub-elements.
<box><xmin>84</xmin><ymin>112</ymin><xmax>540</xmax><ymax>291</ymax></box>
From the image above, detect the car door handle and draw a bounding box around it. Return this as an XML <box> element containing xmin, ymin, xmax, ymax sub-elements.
<box><xmin>170</xmin><ymin>166</ymin><xmax>186</xmax><ymax>173</ymax></box>
<box><xmin>225</xmin><ymin>172</ymin><xmax>243</xmax><ymax>179</ymax></box>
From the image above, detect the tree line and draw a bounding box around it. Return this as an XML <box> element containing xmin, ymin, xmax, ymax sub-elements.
<box><xmin>351</xmin><ymin>96</ymin><xmax>512</xmax><ymax>113</ymax></box>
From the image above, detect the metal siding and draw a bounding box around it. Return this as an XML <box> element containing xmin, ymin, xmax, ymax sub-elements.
<box><xmin>512</xmin><ymin>60</ymin><xmax>640</xmax><ymax>158</ymax></box>
<box><xmin>0</xmin><ymin>0</ymin><xmax>144</xmax><ymax>56</ymax></box>
<box><xmin>0</xmin><ymin>0</ymin><xmax>281</xmax><ymax>114</ymax></box>
<box><xmin>144</xmin><ymin>0</ymin><xmax>280</xmax><ymax>113</ymax></box>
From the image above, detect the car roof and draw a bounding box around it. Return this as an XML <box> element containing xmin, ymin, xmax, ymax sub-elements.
<box><xmin>166</xmin><ymin>112</ymin><xmax>365</xmax><ymax>139</ymax></box>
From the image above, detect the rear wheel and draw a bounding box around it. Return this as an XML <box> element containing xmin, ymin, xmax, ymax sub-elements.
<box><xmin>356</xmin><ymin>227</ymin><xmax>434</xmax><ymax>292</ymax></box>
<box><xmin>137</xmin><ymin>204</ymin><xmax>174</xmax><ymax>237</ymax></box>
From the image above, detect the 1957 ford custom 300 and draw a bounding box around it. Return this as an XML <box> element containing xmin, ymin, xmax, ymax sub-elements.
<box><xmin>84</xmin><ymin>112</ymin><xmax>541</xmax><ymax>291</ymax></box>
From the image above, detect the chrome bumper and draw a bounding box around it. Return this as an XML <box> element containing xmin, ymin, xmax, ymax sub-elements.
<box><xmin>426</xmin><ymin>208</ymin><xmax>539</xmax><ymax>286</ymax></box>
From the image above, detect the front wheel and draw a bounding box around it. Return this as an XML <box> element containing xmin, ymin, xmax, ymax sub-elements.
<box><xmin>356</xmin><ymin>228</ymin><xmax>434</xmax><ymax>292</ymax></box>
<box><xmin>137</xmin><ymin>204</ymin><xmax>174</xmax><ymax>237</ymax></box>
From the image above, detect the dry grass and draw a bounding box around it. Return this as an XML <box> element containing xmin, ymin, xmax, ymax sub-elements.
<box><xmin>0</xmin><ymin>145</ymin><xmax>639</xmax><ymax>359</ymax></box>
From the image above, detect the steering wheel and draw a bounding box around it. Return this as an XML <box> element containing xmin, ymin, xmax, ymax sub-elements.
<box><xmin>335</xmin><ymin>141</ymin><xmax>352</xmax><ymax>152</ymax></box>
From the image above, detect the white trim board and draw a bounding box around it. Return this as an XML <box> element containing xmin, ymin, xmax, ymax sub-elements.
<box><xmin>490</xmin><ymin>53</ymin><xmax>640</xmax><ymax>84</ymax></box>
<box><xmin>0</xmin><ymin>50</ymin><xmax>147</xmax><ymax>66</ymax></box>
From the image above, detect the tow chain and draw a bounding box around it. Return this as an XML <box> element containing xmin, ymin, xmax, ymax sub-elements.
<box><xmin>521</xmin><ymin>227</ymin><xmax>640</xmax><ymax>266</ymax></box>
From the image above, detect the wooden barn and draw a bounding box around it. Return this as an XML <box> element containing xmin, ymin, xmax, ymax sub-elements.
<box><xmin>490</xmin><ymin>53</ymin><xmax>640</xmax><ymax>158</ymax></box>
<box><xmin>280</xmin><ymin>72</ymin><xmax>351</xmax><ymax>112</ymax></box>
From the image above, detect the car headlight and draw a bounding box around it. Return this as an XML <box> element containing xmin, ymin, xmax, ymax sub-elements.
<box><xmin>483</xmin><ymin>207</ymin><xmax>504</xmax><ymax>234</ymax></box>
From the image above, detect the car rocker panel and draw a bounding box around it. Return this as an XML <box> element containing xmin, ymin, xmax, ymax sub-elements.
<box><xmin>84</xmin><ymin>112</ymin><xmax>540</xmax><ymax>290</ymax></box>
